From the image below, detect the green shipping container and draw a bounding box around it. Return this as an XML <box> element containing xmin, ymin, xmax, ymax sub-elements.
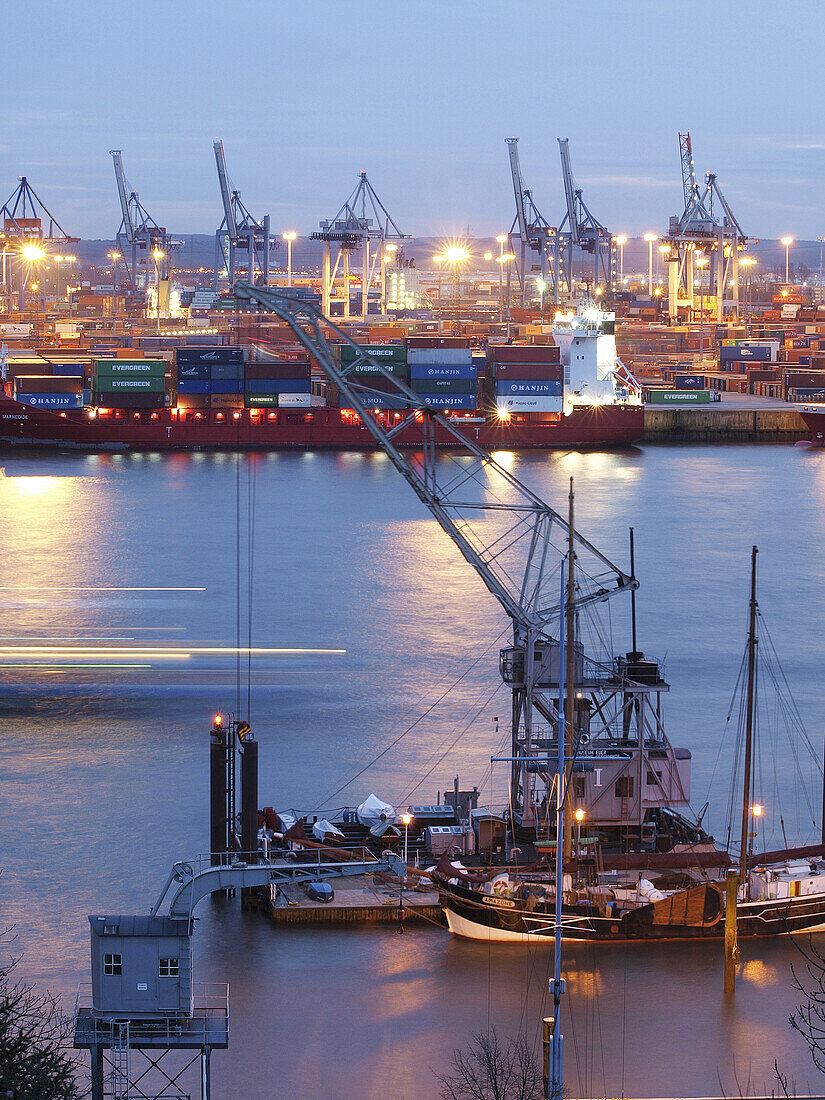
<box><xmin>244</xmin><ymin>394</ymin><xmax>280</xmax><ymax>407</ymax></box>
<box><xmin>647</xmin><ymin>390</ymin><xmax>711</xmax><ymax>404</ymax></box>
<box><xmin>94</xmin><ymin>376</ymin><xmax>167</xmax><ymax>392</ymax></box>
<box><xmin>93</xmin><ymin>359</ymin><xmax>167</xmax><ymax>377</ymax></box>
<box><xmin>339</xmin><ymin>344</ymin><xmax>407</xmax><ymax>369</ymax></box>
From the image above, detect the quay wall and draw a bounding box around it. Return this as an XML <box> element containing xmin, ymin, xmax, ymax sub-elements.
<box><xmin>643</xmin><ymin>407</ymin><xmax>808</xmax><ymax>443</ymax></box>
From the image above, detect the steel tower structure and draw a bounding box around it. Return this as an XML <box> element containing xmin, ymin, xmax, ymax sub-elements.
<box><xmin>554</xmin><ymin>139</ymin><xmax>615</xmax><ymax>305</ymax></box>
<box><xmin>212</xmin><ymin>139</ymin><xmax>275</xmax><ymax>290</ymax></box>
<box><xmin>0</xmin><ymin>176</ymin><xmax>79</xmax><ymax>311</ymax></box>
<box><xmin>110</xmin><ymin>150</ymin><xmax>182</xmax><ymax>289</ymax></box>
<box><xmin>663</xmin><ymin>132</ymin><xmax>748</xmax><ymax>321</ymax></box>
<box><xmin>505</xmin><ymin>137</ymin><xmax>556</xmax><ymax>307</ymax></box>
<box><xmin>311</xmin><ymin>172</ymin><xmax>407</xmax><ymax>320</ymax></box>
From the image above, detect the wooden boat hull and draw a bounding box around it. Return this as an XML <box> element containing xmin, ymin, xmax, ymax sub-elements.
<box><xmin>433</xmin><ymin>874</ymin><xmax>825</xmax><ymax>943</ymax></box>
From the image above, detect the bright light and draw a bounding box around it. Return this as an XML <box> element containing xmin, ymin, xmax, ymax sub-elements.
<box><xmin>781</xmin><ymin>237</ymin><xmax>793</xmax><ymax>246</ymax></box>
<box><xmin>152</xmin><ymin>249</ymin><xmax>165</xmax><ymax>260</ymax></box>
<box><xmin>740</xmin><ymin>256</ymin><xmax>756</xmax><ymax>267</ymax></box>
<box><xmin>574</xmin><ymin>808</ymin><xmax>586</xmax><ymax>823</ymax></box>
<box><xmin>752</xmin><ymin>803</ymin><xmax>763</xmax><ymax>817</ymax></box>
<box><xmin>432</xmin><ymin>254</ymin><xmax>445</xmax><ymax>264</ymax></box>
<box><xmin>643</xmin><ymin>233</ymin><xmax>658</xmax><ymax>243</ymax></box>
<box><xmin>615</xmin><ymin>235</ymin><xmax>628</xmax><ymax>246</ymax></box>
<box><xmin>536</xmin><ymin>277</ymin><xmax>547</xmax><ymax>294</ymax></box>
<box><xmin>658</xmin><ymin>244</ymin><xmax>671</xmax><ymax>254</ymax></box>
<box><xmin>282</xmin><ymin>231</ymin><xmax>297</xmax><ymax>242</ymax></box>
<box><xmin>496</xmin><ymin>407</ymin><xmax>511</xmax><ymax>422</ymax></box>
<box><xmin>214</xmin><ymin>714</ymin><xmax>223</xmax><ymax>726</ymax></box>
<box><xmin>21</xmin><ymin>244</ymin><xmax>45</xmax><ymax>261</ymax></box>
<box><xmin>696</xmin><ymin>257</ymin><xmax>709</xmax><ymax>269</ymax></box>
<box><xmin>53</xmin><ymin>254</ymin><xmax>64</xmax><ymax>262</ymax></box>
<box><xmin>385</xmin><ymin>243</ymin><xmax>398</xmax><ymax>253</ymax></box>
<box><xmin>484</xmin><ymin>251</ymin><xmax>493</xmax><ymax>261</ymax></box>
<box><xmin>443</xmin><ymin>246</ymin><xmax>469</xmax><ymax>264</ymax></box>
<box><xmin>495</xmin><ymin>234</ymin><xmax>507</xmax><ymax>244</ymax></box>
<box><xmin>401</xmin><ymin>813</ymin><xmax>412</xmax><ymax>826</ymax></box>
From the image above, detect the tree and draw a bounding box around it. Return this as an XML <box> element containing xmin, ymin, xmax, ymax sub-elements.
<box><xmin>789</xmin><ymin>935</ymin><xmax>825</xmax><ymax>1074</ymax></box>
<box><xmin>435</xmin><ymin>1027</ymin><xmax>545</xmax><ymax>1100</ymax></box>
<box><xmin>0</xmin><ymin>953</ymin><xmax>80</xmax><ymax>1100</ymax></box>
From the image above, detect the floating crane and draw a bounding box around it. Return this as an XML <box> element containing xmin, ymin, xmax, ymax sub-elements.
<box><xmin>109</xmin><ymin>149</ymin><xmax>182</xmax><ymax>290</ymax></box>
<box><xmin>505</xmin><ymin>137</ymin><xmax>556</xmax><ymax>307</ymax></box>
<box><xmin>554</xmin><ymin>138</ymin><xmax>614</xmax><ymax>305</ymax></box>
<box><xmin>310</xmin><ymin>172</ymin><xmax>407</xmax><ymax>320</ymax></box>
<box><xmin>0</xmin><ymin>176</ymin><xmax>78</xmax><ymax>311</ymax></box>
<box><xmin>662</xmin><ymin>132</ymin><xmax>748</xmax><ymax>322</ymax></box>
<box><xmin>212</xmin><ymin>138</ymin><xmax>275</xmax><ymax>290</ymax></box>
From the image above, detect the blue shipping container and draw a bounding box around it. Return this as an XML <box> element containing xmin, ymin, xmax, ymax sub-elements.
<box><xmin>51</xmin><ymin>363</ymin><xmax>86</xmax><ymax>376</ymax></box>
<box><xmin>17</xmin><ymin>392</ymin><xmax>84</xmax><ymax>409</ymax></box>
<box><xmin>244</xmin><ymin>379</ymin><xmax>311</xmax><ymax>394</ymax></box>
<box><xmin>409</xmin><ymin>363</ymin><xmax>478</xmax><ymax>380</ymax></box>
<box><xmin>495</xmin><ymin>380</ymin><xmax>563</xmax><ymax>397</ymax></box>
<box><xmin>209</xmin><ymin>363</ymin><xmax>244</xmax><ymax>381</ymax></box>
<box><xmin>674</xmin><ymin>375</ymin><xmax>705</xmax><ymax>388</ymax></box>
<box><xmin>720</xmin><ymin>345</ymin><xmax>771</xmax><ymax>362</ymax></box>
<box><xmin>176</xmin><ymin>380</ymin><xmax>212</xmax><ymax>394</ymax></box>
<box><xmin>416</xmin><ymin>393</ymin><xmax>478</xmax><ymax>409</ymax></box>
<box><xmin>176</xmin><ymin>362</ymin><xmax>212</xmax><ymax>380</ymax></box>
<box><xmin>209</xmin><ymin>380</ymin><xmax>242</xmax><ymax>394</ymax></box>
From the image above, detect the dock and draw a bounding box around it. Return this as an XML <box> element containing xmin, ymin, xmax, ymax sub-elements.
<box><xmin>643</xmin><ymin>393</ymin><xmax>808</xmax><ymax>442</ymax></box>
<box><xmin>267</xmin><ymin>873</ymin><xmax>443</xmax><ymax>927</ymax></box>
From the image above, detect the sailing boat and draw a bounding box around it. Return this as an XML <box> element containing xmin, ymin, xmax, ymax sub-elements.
<box><xmin>433</xmin><ymin>545</ymin><xmax>825</xmax><ymax>942</ymax></box>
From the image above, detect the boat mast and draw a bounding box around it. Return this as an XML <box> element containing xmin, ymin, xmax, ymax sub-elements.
<box><xmin>563</xmin><ymin>478</ymin><xmax>576</xmax><ymax>860</ymax></box>
<box><xmin>738</xmin><ymin>545</ymin><xmax>758</xmax><ymax>886</ymax></box>
<box><xmin>551</xmin><ymin>557</ymin><xmax>567</xmax><ymax>1099</ymax></box>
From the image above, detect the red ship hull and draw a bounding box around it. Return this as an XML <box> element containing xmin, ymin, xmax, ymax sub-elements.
<box><xmin>0</xmin><ymin>395</ymin><xmax>643</xmax><ymax>451</ymax></box>
<box><xmin>798</xmin><ymin>406</ymin><xmax>825</xmax><ymax>444</ymax></box>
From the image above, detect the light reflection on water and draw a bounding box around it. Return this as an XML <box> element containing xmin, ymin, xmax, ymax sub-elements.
<box><xmin>1</xmin><ymin>445</ymin><xmax>825</xmax><ymax>1097</ymax></box>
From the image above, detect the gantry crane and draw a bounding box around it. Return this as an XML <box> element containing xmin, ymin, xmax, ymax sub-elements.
<box><xmin>662</xmin><ymin>132</ymin><xmax>748</xmax><ymax>321</ymax></box>
<box><xmin>0</xmin><ymin>176</ymin><xmax>79</xmax><ymax>311</ymax></box>
<box><xmin>212</xmin><ymin>139</ymin><xmax>275</xmax><ymax>290</ymax></box>
<box><xmin>554</xmin><ymin>138</ymin><xmax>614</xmax><ymax>305</ymax></box>
<box><xmin>310</xmin><ymin>172</ymin><xmax>407</xmax><ymax>320</ymax></box>
<box><xmin>505</xmin><ymin>137</ymin><xmax>556</xmax><ymax>307</ymax></box>
<box><xmin>109</xmin><ymin>150</ymin><xmax>182</xmax><ymax>291</ymax></box>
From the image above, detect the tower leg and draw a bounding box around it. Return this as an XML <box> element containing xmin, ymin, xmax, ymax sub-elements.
<box><xmin>202</xmin><ymin>1048</ymin><xmax>212</xmax><ymax>1099</ymax></box>
<box><xmin>322</xmin><ymin>242</ymin><xmax>331</xmax><ymax>317</ymax></box>
<box><xmin>91</xmin><ymin>1046</ymin><xmax>104</xmax><ymax>1100</ymax></box>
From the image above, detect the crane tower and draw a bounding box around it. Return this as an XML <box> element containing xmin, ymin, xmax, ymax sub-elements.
<box><xmin>0</xmin><ymin>176</ymin><xmax>79</xmax><ymax>311</ymax></box>
<box><xmin>505</xmin><ymin>137</ymin><xmax>556</xmax><ymax>307</ymax></box>
<box><xmin>212</xmin><ymin>139</ymin><xmax>276</xmax><ymax>290</ymax></box>
<box><xmin>554</xmin><ymin>138</ymin><xmax>614</xmax><ymax>305</ymax></box>
<box><xmin>109</xmin><ymin>150</ymin><xmax>182</xmax><ymax>292</ymax></box>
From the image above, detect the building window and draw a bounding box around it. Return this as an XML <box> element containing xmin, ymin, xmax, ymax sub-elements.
<box><xmin>159</xmin><ymin>958</ymin><xmax>179</xmax><ymax>977</ymax></box>
<box><xmin>646</xmin><ymin>769</ymin><xmax>663</xmax><ymax>785</ymax></box>
<box><xmin>573</xmin><ymin>776</ymin><xmax>586</xmax><ymax>799</ymax></box>
<box><xmin>615</xmin><ymin>776</ymin><xmax>634</xmax><ymax>798</ymax></box>
<box><xmin>103</xmin><ymin>954</ymin><xmax>122</xmax><ymax>976</ymax></box>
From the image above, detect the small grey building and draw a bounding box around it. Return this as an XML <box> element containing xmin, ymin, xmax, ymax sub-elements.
<box><xmin>89</xmin><ymin>915</ymin><xmax>193</xmax><ymax>1019</ymax></box>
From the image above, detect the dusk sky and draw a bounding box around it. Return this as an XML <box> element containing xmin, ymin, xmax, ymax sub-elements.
<box><xmin>4</xmin><ymin>0</ymin><xmax>823</xmax><ymax>241</ymax></box>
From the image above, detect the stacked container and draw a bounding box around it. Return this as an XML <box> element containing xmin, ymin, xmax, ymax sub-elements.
<box><xmin>243</xmin><ymin>349</ymin><xmax>312</xmax><ymax>408</ymax></box>
<box><xmin>176</xmin><ymin>347</ymin><xmax>244</xmax><ymax>409</ymax></box>
<box><xmin>92</xmin><ymin>359</ymin><xmax>168</xmax><ymax>409</ymax></box>
<box><xmin>338</xmin><ymin>343</ymin><xmax>409</xmax><ymax>410</ymax></box>
<box><xmin>13</xmin><ymin>373</ymin><xmax>84</xmax><ymax>410</ymax></box>
<box><xmin>406</xmin><ymin>338</ymin><xmax>477</xmax><ymax>411</ymax></box>
<box><xmin>489</xmin><ymin>345</ymin><xmax>563</xmax><ymax>415</ymax></box>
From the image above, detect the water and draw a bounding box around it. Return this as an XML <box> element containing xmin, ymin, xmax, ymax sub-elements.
<box><xmin>1</xmin><ymin>444</ymin><xmax>825</xmax><ymax>1098</ymax></box>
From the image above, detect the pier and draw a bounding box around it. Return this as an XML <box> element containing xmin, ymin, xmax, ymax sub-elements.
<box><xmin>644</xmin><ymin>394</ymin><xmax>808</xmax><ymax>442</ymax></box>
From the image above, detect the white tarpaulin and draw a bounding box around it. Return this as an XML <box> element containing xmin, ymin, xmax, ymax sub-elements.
<box><xmin>356</xmin><ymin>793</ymin><xmax>396</xmax><ymax>830</ymax></box>
<box><xmin>312</xmin><ymin>819</ymin><xmax>345</xmax><ymax>842</ymax></box>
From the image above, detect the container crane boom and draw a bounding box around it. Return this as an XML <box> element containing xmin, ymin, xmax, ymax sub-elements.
<box><xmin>506</xmin><ymin>138</ymin><xmax>530</xmax><ymax>243</ymax></box>
<box><xmin>213</xmin><ymin>139</ymin><xmax>237</xmax><ymax>244</ymax></box>
<box><xmin>109</xmin><ymin>149</ymin><xmax>135</xmax><ymax>243</ymax></box>
<box><xmin>558</xmin><ymin>139</ymin><xmax>580</xmax><ymax>246</ymax></box>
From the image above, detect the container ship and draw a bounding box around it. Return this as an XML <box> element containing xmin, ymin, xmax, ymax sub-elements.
<box><xmin>0</xmin><ymin>309</ymin><xmax>643</xmax><ymax>451</ymax></box>
<box><xmin>796</xmin><ymin>402</ymin><xmax>825</xmax><ymax>443</ymax></box>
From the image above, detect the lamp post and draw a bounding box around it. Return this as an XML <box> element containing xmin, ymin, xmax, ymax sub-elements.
<box><xmin>781</xmin><ymin>237</ymin><xmax>793</xmax><ymax>285</ymax></box>
<box><xmin>401</xmin><ymin>812</ymin><xmax>412</xmax><ymax>866</ymax></box>
<box><xmin>432</xmin><ymin>255</ymin><xmax>445</xmax><ymax>332</ymax></box>
<box><xmin>740</xmin><ymin>256</ymin><xmax>756</xmax><ymax>315</ymax></box>
<box><xmin>643</xmin><ymin>234</ymin><xmax>658</xmax><ymax>296</ymax></box>
<box><xmin>152</xmin><ymin>248</ymin><xmax>165</xmax><ymax>335</ymax></box>
<box><xmin>443</xmin><ymin>246</ymin><xmax>469</xmax><ymax>330</ymax></box>
<box><xmin>495</xmin><ymin>234</ymin><xmax>507</xmax><ymax>322</ymax></box>
<box><xmin>818</xmin><ymin>237</ymin><xmax>825</xmax><ymax>303</ymax></box>
<box><xmin>19</xmin><ymin>243</ymin><xmax>45</xmax><ymax>312</ymax></box>
<box><xmin>696</xmin><ymin>255</ymin><xmax>709</xmax><ymax>353</ymax></box>
<box><xmin>574</xmin><ymin>807</ymin><xmax>585</xmax><ymax>856</ymax></box>
<box><xmin>282</xmin><ymin>231</ymin><xmax>297</xmax><ymax>288</ymax></box>
<box><xmin>52</xmin><ymin>255</ymin><xmax>64</xmax><ymax>304</ymax></box>
<box><xmin>108</xmin><ymin>251</ymin><xmax>120</xmax><ymax>334</ymax></box>
<box><xmin>615</xmin><ymin>235</ymin><xmax>627</xmax><ymax>285</ymax></box>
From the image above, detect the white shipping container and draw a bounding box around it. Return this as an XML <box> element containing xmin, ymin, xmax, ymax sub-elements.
<box><xmin>0</xmin><ymin>323</ymin><xmax>32</xmax><ymax>337</ymax></box>
<box><xmin>278</xmin><ymin>393</ymin><xmax>326</xmax><ymax>408</ymax></box>
<box><xmin>406</xmin><ymin>348</ymin><xmax>472</xmax><ymax>365</ymax></box>
<box><xmin>496</xmin><ymin>396</ymin><xmax>563</xmax><ymax>414</ymax></box>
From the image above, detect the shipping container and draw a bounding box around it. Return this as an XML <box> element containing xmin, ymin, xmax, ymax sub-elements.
<box><xmin>94</xmin><ymin>392</ymin><xmax>168</xmax><ymax>409</ymax></box>
<box><xmin>496</xmin><ymin>396</ymin><xmax>563</xmax><ymax>413</ymax></box>
<box><xmin>791</xmin><ymin>388</ymin><xmax>825</xmax><ymax>400</ymax></box>
<box><xmin>277</xmin><ymin>393</ymin><xmax>327</xmax><ymax>408</ymax></box>
<box><xmin>50</xmin><ymin>362</ymin><xmax>89</xmax><ymax>376</ymax></box>
<box><xmin>408</xmin><ymin>362</ymin><xmax>478</xmax><ymax>380</ymax></box>
<box><xmin>495</xmin><ymin>380</ymin><xmax>563</xmax><ymax>397</ymax></box>
<box><xmin>646</xmin><ymin>390</ymin><xmax>711</xmax><ymax>404</ymax></box>
<box><xmin>13</xmin><ymin>375</ymin><xmax>82</xmax><ymax>394</ymax></box>
<box><xmin>94</xmin><ymin>377</ymin><xmax>166</xmax><ymax>392</ymax></box>
<box><xmin>209</xmin><ymin>362</ymin><xmax>245</xmax><ymax>381</ymax></box>
<box><xmin>673</xmin><ymin>374</ymin><xmax>705</xmax><ymax>388</ymax></box>
<box><xmin>209</xmin><ymin>380</ymin><xmax>242</xmax><ymax>394</ymax></box>
<box><xmin>410</xmin><ymin>378</ymin><xmax>476</xmax><ymax>394</ymax></box>
<box><xmin>244</xmin><ymin>362</ymin><xmax>311</xmax><ymax>380</ymax></box>
<box><xmin>175</xmin><ymin>362</ymin><xmax>212</xmax><ymax>380</ymax></box>
<box><xmin>15</xmin><ymin>392</ymin><xmax>84</xmax><ymax>409</ymax></box>
<box><xmin>175</xmin><ymin>346</ymin><xmax>244</xmax><ymax>365</ymax></box>
<box><xmin>405</xmin><ymin>336</ymin><xmax>469</xmax><ymax>349</ymax></box>
<box><xmin>210</xmin><ymin>393</ymin><xmax>244</xmax><ymax>408</ymax></box>
<box><xmin>416</xmin><ymin>393</ymin><xmax>477</xmax><ymax>410</ymax></box>
<box><xmin>720</xmin><ymin>345</ymin><xmax>772</xmax><ymax>362</ymax></box>
<box><xmin>491</xmin><ymin>361</ymin><xmax>563</xmax><ymax>381</ymax></box>
<box><xmin>488</xmin><ymin>345</ymin><xmax>560</xmax><ymax>363</ymax></box>
<box><xmin>406</xmin><ymin>348</ymin><xmax>472</xmax><ymax>366</ymax></box>
<box><xmin>93</xmin><ymin>359</ymin><xmax>166</xmax><ymax>376</ymax></box>
<box><xmin>244</xmin><ymin>379</ymin><xmax>311</xmax><ymax>394</ymax></box>
<box><xmin>340</xmin><ymin>344</ymin><xmax>406</xmax><ymax>365</ymax></box>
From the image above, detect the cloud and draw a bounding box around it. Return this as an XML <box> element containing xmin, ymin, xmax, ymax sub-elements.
<box><xmin>575</xmin><ymin>175</ymin><xmax>674</xmax><ymax>189</ymax></box>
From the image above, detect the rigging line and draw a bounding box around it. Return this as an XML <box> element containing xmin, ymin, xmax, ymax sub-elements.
<box><xmin>705</xmin><ymin>647</ymin><xmax>748</xmax><ymax>806</ymax></box>
<box><xmin>246</xmin><ymin>458</ymin><xmax>257</xmax><ymax>723</ymax></box>
<box><xmin>400</xmin><ymin>681</ymin><xmax>504</xmax><ymax>803</ymax></box>
<box><xmin>236</xmin><ymin>450</ymin><xmax>242</xmax><ymax>717</ymax></box>
<box><xmin>316</xmin><ymin>625</ymin><xmax>511</xmax><ymax>807</ymax></box>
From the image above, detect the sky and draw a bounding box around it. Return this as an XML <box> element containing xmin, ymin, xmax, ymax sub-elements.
<box><xmin>2</xmin><ymin>0</ymin><xmax>824</xmax><ymax>242</ymax></box>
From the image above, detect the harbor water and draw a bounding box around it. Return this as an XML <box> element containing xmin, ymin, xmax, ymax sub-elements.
<box><xmin>2</xmin><ymin>444</ymin><xmax>825</xmax><ymax>1098</ymax></box>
